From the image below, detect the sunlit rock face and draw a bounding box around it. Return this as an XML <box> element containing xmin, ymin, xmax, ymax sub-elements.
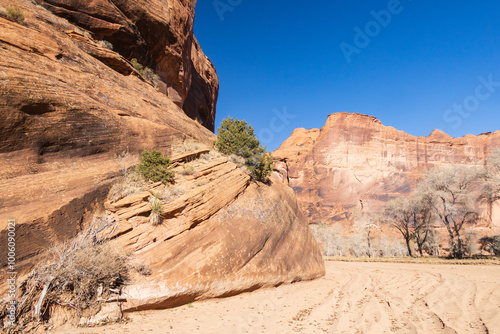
<box><xmin>273</xmin><ymin>112</ymin><xmax>500</xmax><ymax>228</ymax></box>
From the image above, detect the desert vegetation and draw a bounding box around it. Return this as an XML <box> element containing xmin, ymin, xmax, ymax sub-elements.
<box><xmin>215</xmin><ymin>116</ymin><xmax>273</xmax><ymax>181</ymax></box>
<box><xmin>130</xmin><ymin>58</ymin><xmax>160</xmax><ymax>87</ymax></box>
<box><xmin>0</xmin><ymin>5</ymin><xmax>25</xmax><ymax>24</ymax></box>
<box><xmin>312</xmin><ymin>150</ymin><xmax>500</xmax><ymax>259</ymax></box>
<box><xmin>2</xmin><ymin>216</ymin><xmax>129</xmax><ymax>331</ymax></box>
<box><xmin>137</xmin><ymin>150</ymin><xmax>175</xmax><ymax>184</ymax></box>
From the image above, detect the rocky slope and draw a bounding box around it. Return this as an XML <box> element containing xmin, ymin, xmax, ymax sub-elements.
<box><xmin>103</xmin><ymin>151</ymin><xmax>324</xmax><ymax>315</ymax></box>
<box><xmin>0</xmin><ymin>1</ymin><xmax>325</xmax><ymax>328</ymax></box>
<box><xmin>6</xmin><ymin>149</ymin><xmax>324</xmax><ymax>329</ymax></box>
<box><xmin>273</xmin><ymin>112</ymin><xmax>500</xmax><ymax>228</ymax></box>
<box><xmin>0</xmin><ymin>0</ymin><xmax>217</xmax><ymax>271</ymax></box>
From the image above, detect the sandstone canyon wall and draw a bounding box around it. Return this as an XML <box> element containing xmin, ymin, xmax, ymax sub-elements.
<box><xmin>273</xmin><ymin>112</ymin><xmax>500</xmax><ymax>230</ymax></box>
<box><xmin>0</xmin><ymin>0</ymin><xmax>217</xmax><ymax>267</ymax></box>
<box><xmin>0</xmin><ymin>0</ymin><xmax>325</xmax><ymax>311</ymax></box>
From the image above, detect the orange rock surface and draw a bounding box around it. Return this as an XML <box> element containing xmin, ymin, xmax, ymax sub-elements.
<box><xmin>101</xmin><ymin>155</ymin><xmax>325</xmax><ymax>312</ymax></box>
<box><xmin>0</xmin><ymin>2</ymin><xmax>324</xmax><ymax>323</ymax></box>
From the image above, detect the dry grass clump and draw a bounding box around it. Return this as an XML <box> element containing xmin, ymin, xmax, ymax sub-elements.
<box><xmin>1</xmin><ymin>6</ymin><xmax>25</xmax><ymax>24</ymax></box>
<box><xmin>108</xmin><ymin>172</ymin><xmax>146</xmax><ymax>201</ymax></box>
<box><xmin>130</xmin><ymin>58</ymin><xmax>160</xmax><ymax>87</ymax></box>
<box><xmin>149</xmin><ymin>197</ymin><xmax>162</xmax><ymax>225</ymax></box>
<box><xmin>180</xmin><ymin>164</ymin><xmax>196</xmax><ymax>175</ymax></box>
<box><xmin>162</xmin><ymin>185</ymin><xmax>185</xmax><ymax>201</ymax></box>
<box><xmin>227</xmin><ymin>154</ymin><xmax>246</xmax><ymax>167</ymax></box>
<box><xmin>227</xmin><ymin>154</ymin><xmax>251</xmax><ymax>175</ymax></box>
<box><xmin>114</xmin><ymin>149</ymin><xmax>138</xmax><ymax>177</ymax></box>
<box><xmin>129</xmin><ymin>261</ymin><xmax>152</xmax><ymax>276</ymax></box>
<box><xmin>171</xmin><ymin>140</ymin><xmax>209</xmax><ymax>155</ymax></box>
<box><xmin>199</xmin><ymin>150</ymin><xmax>221</xmax><ymax>162</ymax></box>
<box><xmin>11</xmin><ymin>217</ymin><xmax>128</xmax><ymax>329</ymax></box>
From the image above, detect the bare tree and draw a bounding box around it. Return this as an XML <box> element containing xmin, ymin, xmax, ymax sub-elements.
<box><xmin>417</xmin><ymin>165</ymin><xmax>480</xmax><ymax>259</ymax></box>
<box><xmin>411</xmin><ymin>194</ymin><xmax>434</xmax><ymax>256</ymax></box>
<box><xmin>479</xmin><ymin>149</ymin><xmax>500</xmax><ymax>222</ymax></box>
<box><xmin>384</xmin><ymin>197</ymin><xmax>414</xmax><ymax>256</ymax></box>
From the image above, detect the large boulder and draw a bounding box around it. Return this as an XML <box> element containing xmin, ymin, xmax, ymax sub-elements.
<box><xmin>103</xmin><ymin>155</ymin><xmax>325</xmax><ymax>311</ymax></box>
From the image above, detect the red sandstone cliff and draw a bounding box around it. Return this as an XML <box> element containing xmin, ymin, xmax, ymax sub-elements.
<box><xmin>0</xmin><ymin>0</ymin><xmax>217</xmax><ymax>261</ymax></box>
<box><xmin>0</xmin><ymin>2</ymin><xmax>324</xmax><ymax>322</ymax></box>
<box><xmin>273</xmin><ymin>112</ymin><xmax>500</xmax><ymax>229</ymax></box>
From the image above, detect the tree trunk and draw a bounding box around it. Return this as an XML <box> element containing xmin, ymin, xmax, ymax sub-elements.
<box><xmin>405</xmin><ymin>238</ymin><xmax>413</xmax><ymax>257</ymax></box>
<box><xmin>456</xmin><ymin>232</ymin><xmax>464</xmax><ymax>259</ymax></box>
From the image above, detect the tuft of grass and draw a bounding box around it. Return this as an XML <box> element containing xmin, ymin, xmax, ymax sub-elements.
<box><xmin>4</xmin><ymin>6</ymin><xmax>24</xmax><ymax>24</ymax></box>
<box><xmin>108</xmin><ymin>172</ymin><xmax>146</xmax><ymax>201</ymax></box>
<box><xmin>171</xmin><ymin>141</ymin><xmax>208</xmax><ymax>155</ymax></box>
<box><xmin>149</xmin><ymin>197</ymin><xmax>162</xmax><ymax>225</ymax></box>
<box><xmin>98</xmin><ymin>40</ymin><xmax>114</xmax><ymax>50</ymax></box>
<box><xmin>130</xmin><ymin>58</ymin><xmax>160</xmax><ymax>87</ymax></box>
<box><xmin>162</xmin><ymin>185</ymin><xmax>185</xmax><ymax>201</ymax></box>
<box><xmin>180</xmin><ymin>164</ymin><xmax>196</xmax><ymax>175</ymax></box>
<box><xmin>199</xmin><ymin>150</ymin><xmax>221</xmax><ymax>162</ymax></box>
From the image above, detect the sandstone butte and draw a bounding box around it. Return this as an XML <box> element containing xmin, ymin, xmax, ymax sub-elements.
<box><xmin>273</xmin><ymin>112</ymin><xmax>500</xmax><ymax>233</ymax></box>
<box><xmin>0</xmin><ymin>0</ymin><xmax>325</xmax><ymax>327</ymax></box>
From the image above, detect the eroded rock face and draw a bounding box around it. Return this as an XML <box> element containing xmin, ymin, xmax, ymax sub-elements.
<box><xmin>34</xmin><ymin>0</ymin><xmax>218</xmax><ymax>129</ymax></box>
<box><xmin>0</xmin><ymin>0</ymin><xmax>216</xmax><ymax>275</ymax></box>
<box><xmin>273</xmin><ymin>112</ymin><xmax>500</xmax><ymax>228</ymax></box>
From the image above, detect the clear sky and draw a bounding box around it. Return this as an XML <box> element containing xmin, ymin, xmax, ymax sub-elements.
<box><xmin>194</xmin><ymin>1</ymin><xmax>500</xmax><ymax>151</ymax></box>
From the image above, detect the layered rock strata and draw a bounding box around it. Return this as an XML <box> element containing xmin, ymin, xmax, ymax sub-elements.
<box><xmin>273</xmin><ymin>112</ymin><xmax>500</xmax><ymax>228</ymax></box>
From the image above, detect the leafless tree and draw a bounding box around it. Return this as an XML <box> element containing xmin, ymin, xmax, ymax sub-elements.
<box><xmin>384</xmin><ymin>197</ymin><xmax>414</xmax><ymax>256</ymax></box>
<box><xmin>479</xmin><ymin>149</ymin><xmax>500</xmax><ymax>222</ymax></box>
<box><xmin>417</xmin><ymin>165</ymin><xmax>480</xmax><ymax>258</ymax></box>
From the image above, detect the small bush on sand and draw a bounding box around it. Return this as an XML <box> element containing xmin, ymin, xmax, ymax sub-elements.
<box><xmin>137</xmin><ymin>150</ymin><xmax>174</xmax><ymax>184</ymax></box>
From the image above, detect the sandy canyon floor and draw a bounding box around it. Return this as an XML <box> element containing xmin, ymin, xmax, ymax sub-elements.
<box><xmin>56</xmin><ymin>261</ymin><xmax>500</xmax><ymax>334</ymax></box>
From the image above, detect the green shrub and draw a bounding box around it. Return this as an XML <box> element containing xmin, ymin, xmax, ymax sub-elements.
<box><xmin>215</xmin><ymin>117</ymin><xmax>273</xmax><ymax>181</ymax></box>
<box><xmin>130</xmin><ymin>58</ymin><xmax>160</xmax><ymax>87</ymax></box>
<box><xmin>6</xmin><ymin>6</ymin><xmax>24</xmax><ymax>24</ymax></box>
<box><xmin>130</xmin><ymin>58</ymin><xmax>144</xmax><ymax>72</ymax></box>
<box><xmin>247</xmin><ymin>151</ymin><xmax>273</xmax><ymax>181</ymax></box>
<box><xmin>137</xmin><ymin>150</ymin><xmax>174</xmax><ymax>184</ymax></box>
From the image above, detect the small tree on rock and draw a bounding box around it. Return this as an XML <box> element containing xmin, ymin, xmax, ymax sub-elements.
<box><xmin>137</xmin><ymin>150</ymin><xmax>174</xmax><ymax>184</ymax></box>
<box><xmin>215</xmin><ymin>117</ymin><xmax>273</xmax><ymax>181</ymax></box>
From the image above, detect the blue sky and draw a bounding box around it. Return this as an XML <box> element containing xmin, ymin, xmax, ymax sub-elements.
<box><xmin>194</xmin><ymin>1</ymin><xmax>500</xmax><ymax>151</ymax></box>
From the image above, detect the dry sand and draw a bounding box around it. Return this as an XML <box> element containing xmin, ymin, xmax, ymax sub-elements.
<box><xmin>56</xmin><ymin>261</ymin><xmax>500</xmax><ymax>334</ymax></box>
